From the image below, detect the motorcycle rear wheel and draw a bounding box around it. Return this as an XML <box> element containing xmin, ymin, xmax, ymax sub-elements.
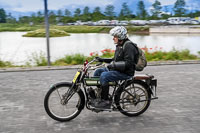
<box><xmin>44</xmin><ymin>82</ymin><xmax>85</xmax><ymax>122</ymax></box>
<box><xmin>115</xmin><ymin>80</ymin><xmax>151</xmax><ymax>116</ymax></box>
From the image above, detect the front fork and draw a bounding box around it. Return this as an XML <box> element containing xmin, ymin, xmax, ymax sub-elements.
<box><xmin>61</xmin><ymin>83</ymin><xmax>80</xmax><ymax>105</ymax></box>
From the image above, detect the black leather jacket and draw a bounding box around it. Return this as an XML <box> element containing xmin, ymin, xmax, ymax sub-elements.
<box><xmin>113</xmin><ymin>39</ymin><xmax>138</xmax><ymax>76</ymax></box>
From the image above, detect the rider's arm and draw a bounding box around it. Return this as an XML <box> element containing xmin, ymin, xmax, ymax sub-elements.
<box><xmin>102</xmin><ymin>58</ymin><xmax>113</xmax><ymax>63</ymax></box>
<box><xmin>95</xmin><ymin>57</ymin><xmax>113</xmax><ymax>63</ymax></box>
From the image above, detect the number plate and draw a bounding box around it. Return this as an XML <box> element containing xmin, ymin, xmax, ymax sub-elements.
<box><xmin>73</xmin><ymin>71</ymin><xmax>80</xmax><ymax>83</ymax></box>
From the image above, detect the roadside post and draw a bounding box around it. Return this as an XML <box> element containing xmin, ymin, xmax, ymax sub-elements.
<box><xmin>44</xmin><ymin>0</ymin><xmax>51</xmax><ymax>66</ymax></box>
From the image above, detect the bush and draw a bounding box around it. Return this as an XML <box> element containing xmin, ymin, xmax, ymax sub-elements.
<box><xmin>144</xmin><ymin>48</ymin><xmax>198</xmax><ymax>61</ymax></box>
<box><xmin>27</xmin><ymin>52</ymin><xmax>47</xmax><ymax>66</ymax></box>
<box><xmin>0</xmin><ymin>60</ymin><xmax>13</xmax><ymax>67</ymax></box>
<box><xmin>54</xmin><ymin>54</ymin><xmax>87</xmax><ymax>65</ymax></box>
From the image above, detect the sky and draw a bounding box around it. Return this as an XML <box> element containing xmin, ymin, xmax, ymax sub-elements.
<box><xmin>0</xmin><ymin>0</ymin><xmax>199</xmax><ymax>17</ymax></box>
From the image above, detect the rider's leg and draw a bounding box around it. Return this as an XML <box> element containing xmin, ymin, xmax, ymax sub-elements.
<box><xmin>100</xmin><ymin>70</ymin><xmax>131</xmax><ymax>85</ymax></box>
<box><xmin>101</xmin><ymin>84</ymin><xmax>109</xmax><ymax>100</ymax></box>
<box><xmin>93</xmin><ymin>67</ymin><xmax>108</xmax><ymax>77</ymax></box>
<box><xmin>95</xmin><ymin>71</ymin><xmax>131</xmax><ymax>108</ymax></box>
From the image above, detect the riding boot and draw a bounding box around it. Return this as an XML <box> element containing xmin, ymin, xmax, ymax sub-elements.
<box><xmin>93</xmin><ymin>84</ymin><xmax>111</xmax><ymax>109</ymax></box>
<box><xmin>101</xmin><ymin>84</ymin><xmax>109</xmax><ymax>100</ymax></box>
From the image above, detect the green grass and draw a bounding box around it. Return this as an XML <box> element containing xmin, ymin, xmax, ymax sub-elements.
<box><xmin>0</xmin><ymin>23</ymin><xmax>149</xmax><ymax>34</ymax></box>
<box><xmin>0</xmin><ymin>23</ymin><xmax>42</xmax><ymax>32</ymax></box>
<box><xmin>53</xmin><ymin>25</ymin><xmax>149</xmax><ymax>34</ymax></box>
<box><xmin>52</xmin><ymin>25</ymin><xmax>111</xmax><ymax>33</ymax></box>
<box><xmin>23</xmin><ymin>29</ymin><xmax>70</xmax><ymax>37</ymax></box>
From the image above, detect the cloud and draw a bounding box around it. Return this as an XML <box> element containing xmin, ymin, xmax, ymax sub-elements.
<box><xmin>0</xmin><ymin>0</ymin><xmax>115</xmax><ymax>12</ymax></box>
<box><xmin>48</xmin><ymin>0</ymin><xmax>115</xmax><ymax>10</ymax></box>
<box><xmin>0</xmin><ymin>0</ymin><xmax>43</xmax><ymax>12</ymax></box>
<box><xmin>0</xmin><ymin>0</ymin><xmax>199</xmax><ymax>13</ymax></box>
<box><xmin>148</xmin><ymin>0</ymin><xmax>178</xmax><ymax>5</ymax></box>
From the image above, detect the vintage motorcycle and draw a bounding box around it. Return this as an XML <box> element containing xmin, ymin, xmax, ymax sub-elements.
<box><xmin>44</xmin><ymin>58</ymin><xmax>158</xmax><ymax>122</ymax></box>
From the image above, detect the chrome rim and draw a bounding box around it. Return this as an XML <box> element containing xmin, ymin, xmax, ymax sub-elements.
<box><xmin>120</xmin><ymin>83</ymin><xmax>148</xmax><ymax>113</ymax></box>
<box><xmin>48</xmin><ymin>86</ymin><xmax>80</xmax><ymax>119</ymax></box>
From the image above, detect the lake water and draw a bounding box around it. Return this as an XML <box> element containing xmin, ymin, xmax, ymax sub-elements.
<box><xmin>0</xmin><ymin>32</ymin><xmax>200</xmax><ymax>65</ymax></box>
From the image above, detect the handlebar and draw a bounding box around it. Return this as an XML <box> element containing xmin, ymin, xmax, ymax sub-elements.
<box><xmin>82</xmin><ymin>58</ymin><xmax>105</xmax><ymax>71</ymax></box>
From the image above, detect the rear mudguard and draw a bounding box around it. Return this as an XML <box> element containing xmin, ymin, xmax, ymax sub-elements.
<box><xmin>51</xmin><ymin>82</ymin><xmax>85</xmax><ymax>110</ymax></box>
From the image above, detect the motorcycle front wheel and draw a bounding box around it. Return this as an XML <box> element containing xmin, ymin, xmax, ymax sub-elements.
<box><xmin>44</xmin><ymin>82</ymin><xmax>85</xmax><ymax>122</ymax></box>
<box><xmin>115</xmin><ymin>80</ymin><xmax>151</xmax><ymax>117</ymax></box>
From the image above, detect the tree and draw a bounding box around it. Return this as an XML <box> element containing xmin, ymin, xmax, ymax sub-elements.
<box><xmin>0</xmin><ymin>8</ymin><xmax>6</xmax><ymax>23</ymax></box>
<box><xmin>6</xmin><ymin>13</ymin><xmax>16</xmax><ymax>23</ymax></box>
<box><xmin>151</xmin><ymin>0</ymin><xmax>162</xmax><ymax>19</ymax></box>
<box><xmin>37</xmin><ymin>11</ymin><xmax>43</xmax><ymax>17</ymax></box>
<box><xmin>104</xmin><ymin>5</ymin><xmax>115</xmax><ymax>19</ymax></box>
<box><xmin>57</xmin><ymin>10</ymin><xmax>63</xmax><ymax>17</ymax></box>
<box><xmin>18</xmin><ymin>16</ymin><xmax>31</xmax><ymax>23</ymax></box>
<box><xmin>74</xmin><ymin>8</ymin><xmax>81</xmax><ymax>17</ymax></box>
<box><xmin>64</xmin><ymin>9</ymin><xmax>71</xmax><ymax>17</ymax></box>
<box><xmin>119</xmin><ymin>2</ymin><xmax>132</xmax><ymax>20</ymax></box>
<box><xmin>93</xmin><ymin>7</ymin><xmax>101</xmax><ymax>13</ymax></box>
<box><xmin>173</xmin><ymin>0</ymin><xmax>186</xmax><ymax>16</ymax></box>
<box><xmin>83</xmin><ymin>6</ymin><xmax>90</xmax><ymax>15</ymax></box>
<box><xmin>80</xmin><ymin>6</ymin><xmax>91</xmax><ymax>21</ymax></box>
<box><xmin>92</xmin><ymin>7</ymin><xmax>105</xmax><ymax>21</ymax></box>
<box><xmin>35</xmin><ymin>11</ymin><xmax>44</xmax><ymax>24</ymax></box>
<box><xmin>49</xmin><ymin>11</ymin><xmax>56</xmax><ymax>24</ymax></box>
<box><xmin>137</xmin><ymin>0</ymin><xmax>148</xmax><ymax>19</ymax></box>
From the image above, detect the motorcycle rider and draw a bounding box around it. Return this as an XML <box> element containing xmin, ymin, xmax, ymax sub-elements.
<box><xmin>94</xmin><ymin>26</ymin><xmax>138</xmax><ymax>108</ymax></box>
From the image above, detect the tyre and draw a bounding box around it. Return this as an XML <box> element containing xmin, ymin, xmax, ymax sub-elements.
<box><xmin>115</xmin><ymin>80</ymin><xmax>151</xmax><ymax>117</ymax></box>
<box><xmin>44</xmin><ymin>82</ymin><xmax>85</xmax><ymax>122</ymax></box>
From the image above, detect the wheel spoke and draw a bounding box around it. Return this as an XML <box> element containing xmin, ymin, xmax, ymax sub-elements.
<box><xmin>56</xmin><ymin>88</ymin><xmax>62</xmax><ymax>100</ymax></box>
<box><xmin>44</xmin><ymin>84</ymin><xmax>83</xmax><ymax>122</ymax></box>
<box><xmin>117</xmin><ymin>82</ymin><xmax>150</xmax><ymax>116</ymax></box>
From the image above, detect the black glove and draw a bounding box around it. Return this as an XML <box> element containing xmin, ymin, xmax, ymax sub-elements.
<box><xmin>107</xmin><ymin>62</ymin><xmax>115</xmax><ymax>70</ymax></box>
<box><xmin>95</xmin><ymin>57</ymin><xmax>103</xmax><ymax>62</ymax></box>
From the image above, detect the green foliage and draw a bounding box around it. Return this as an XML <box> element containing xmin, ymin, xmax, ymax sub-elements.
<box><xmin>64</xmin><ymin>9</ymin><xmax>71</xmax><ymax>17</ymax></box>
<box><xmin>119</xmin><ymin>2</ymin><xmax>133</xmax><ymax>20</ymax></box>
<box><xmin>104</xmin><ymin>5</ymin><xmax>116</xmax><ymax>20</ymax></box>
<box><xmin>55</xmin><ymin>54</ymin><xmax>87</xmax><ymax>65</ymax></box>
<box><xmin>137</xmin><ymin>1</ymin><xmax>148</xmax><ymax>19</ymax></box>
<box><xmin>0</xmin><ymin>23</ymin><xmax>41</xmax><ymax>32</ymax></box>
<box><xmin>0</xmin><ymin>24</ymin><xmax>149</xmax><ymax>34</ymax></box>
<box><xmin>53</xmin><ymin>25</ymin><xmax>111</xmax><ymax>33</ymax></box>
<box><xmin>144</xmin><ymin>48</ymin><xmax>198</xmax><ymax>61</ymax></box>
<box><xmin>173</xmin><ymin>0</ymin><xmax>186</xmax><ymax>16</ymax></box>
<box><xmin>127</xmin><ymin>26</ymin><xmax>149</xmax><ymax>34</ymax></box>
<box><xmin>198</xmin><ymin>51</ymin><xmax>200</xmax><ymax>56</ymax></box>
<box><xmin>151</xmin><ymin>0</ymin><xmax>162</xmax><ymax>19</ymax></box>
<box><xmin>0</xmin><ymin>60</ymin><xmax>13</xmax><ymax>67</ymax></box>
<box><xmin>74</xmin><ymin>8</ymin><xmax>81</xmax><ymax>17</ymax></box>
<box><xmin>27</xmin><ymin>52</ymin><xmax>47</xmax><ymax>66</ymax></box>
<box><xmin>0</xmin><ymin>8</ymin><xmax>6</xmax><ymax>23</ymax></box>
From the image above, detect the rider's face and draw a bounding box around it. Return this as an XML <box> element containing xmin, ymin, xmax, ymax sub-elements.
<box><xmin>113</xmin><ymin>36</ymin><xmax>119</xmax><ymax>44</ymax></box>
